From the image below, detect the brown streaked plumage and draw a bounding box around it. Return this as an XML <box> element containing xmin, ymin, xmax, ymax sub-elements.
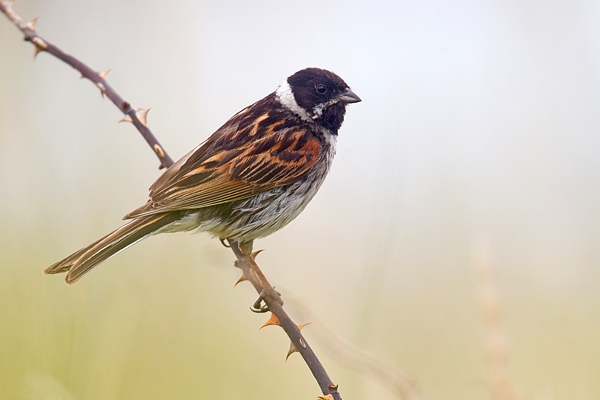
<box><xmin>45</xmin><ymin>68</ymin><xmax>361</xmax><ymax>284</ymax></box>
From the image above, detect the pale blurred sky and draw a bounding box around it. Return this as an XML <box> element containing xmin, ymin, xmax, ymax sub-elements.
<box><xmin>2</xmin><ymin>1</ymin><xmax>600</xmax><ymax>399</ymax></box>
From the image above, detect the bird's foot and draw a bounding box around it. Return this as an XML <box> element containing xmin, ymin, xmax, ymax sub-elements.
<box><xmin>250</xmin><ymin>285</ymin><xmax>283</xmax><ymax>313</ymax></box>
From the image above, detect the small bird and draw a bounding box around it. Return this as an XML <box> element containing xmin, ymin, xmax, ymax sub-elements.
<box><xmin>45</xmin><ymin>68</ymin><xmax>361</xmax><ymax>284</ymax></box>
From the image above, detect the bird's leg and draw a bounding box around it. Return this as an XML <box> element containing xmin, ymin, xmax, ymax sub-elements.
<box><xmin>229</xmin><ymin>239</ymin><xmax>283</xmax><ymax>313</ymax></box>
<box><xmin>237</xmin><ymin>240</ymin><xmax>254</xmax><ymax>256</ymax></box>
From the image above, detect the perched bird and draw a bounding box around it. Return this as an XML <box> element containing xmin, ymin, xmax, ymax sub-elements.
<box><xmin>45</xmin><ymin>68</ymin><xmax>361</xmax><ymax>284</ymax></box>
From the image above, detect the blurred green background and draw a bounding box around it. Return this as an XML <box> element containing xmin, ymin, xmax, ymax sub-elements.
<box><xmin>1</xmin><ymin>0</ymin><xmax>600</xmax><ymax>399</ymax></box>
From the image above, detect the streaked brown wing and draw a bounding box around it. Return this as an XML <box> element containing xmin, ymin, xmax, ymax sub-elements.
<box><xmin>125</xmin><ymin>120</ymin><xmax>321</xmax><ymax>219</ymax></box>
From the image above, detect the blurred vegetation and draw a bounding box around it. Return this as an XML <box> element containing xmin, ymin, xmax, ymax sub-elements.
<box><xmin>2</xmin><ymin>0</ymin><xmax>600</xmax><ymax>399</ymax></box>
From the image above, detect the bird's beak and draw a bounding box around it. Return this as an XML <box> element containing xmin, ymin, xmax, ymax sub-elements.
<box><xmin>337</xmin><ymin>88</ymin><xmax>362</xmax><ymax>104</ymax></box>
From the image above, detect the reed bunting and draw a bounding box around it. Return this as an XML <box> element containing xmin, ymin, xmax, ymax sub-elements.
<box><xmin>45</xmin><ymin>68</ymin><xmax>361</xmax><ymax>284</ymax></box>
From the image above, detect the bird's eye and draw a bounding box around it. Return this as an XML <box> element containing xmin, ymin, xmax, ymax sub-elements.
<box><xmin>314</xmin><ymin>83</ymin><xmax>328</xmax><ymax>95</ymax></box>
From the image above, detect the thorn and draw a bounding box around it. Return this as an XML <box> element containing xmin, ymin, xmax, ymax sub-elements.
<box><xmin>33</xmin><ymin>46</ymin><xmax>43</xmax><ymax>59</ymax></box>
<box><xmin>27</xmin><ymin>18</ymin><xmax>39</xmax><ymax>30</ymax></box>
<box><xmin>284</xmin><ymin>323</ymin><xmax>310</xmax><ymax>359</ymax></box>
<box><xmin>286</xmin><ymin>341</ymin><xmax>299</xmax><ymax>360</ymax></box>
<box><xmin>96</xmin><ymin>82</ymin><xmax>106</xmax><ymax>98</ymax></box>
<box><xmin>78</xmin><ymin>73</ymin><xmax>85</xmax><ymax>80</ymax></box>
<box><xmin>297</xmin><ymin>321</ymin><xmax>311</xmax><ymax>331</ymax></box>
<box><xmin>99</xmin><ymin>68</ymin><xmax>111</xmax><ymax>80</ymax></box>
<box><xmin>31</xmin><ymin>37</ymin><xmax>47</xmax><ymax>59</ymax></box>
<box><xmin>317</xmin><ymin>395</ymin><xmax>335</xmax><ymax>400</ymax></box>
<box><xmin>259</xmin><ymin>312</ymin><xmax>281</xmax><ymax>329</ymax></box>
<box><xmin>251</xmin><ymin>249</ymin><xmax>264</xmax><ymax>259</ymax></box>
<box><xmin>233</xmin><ymin>274</ymin><xmax>248</xmax><ymax>287</ymax></box>
<box><xmin>118</xmin><ymin>114</ymin><xmax>133</xmax><ymax>124</ymax></box>
<box><xmin>136</xmin><ymin>108</ymin><xmax>150</xmax><ymax>127</ymax></box>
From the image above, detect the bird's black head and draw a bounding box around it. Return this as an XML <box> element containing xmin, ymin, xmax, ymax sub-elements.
<box><xmin>276</xmin><ymin>68</ymin><xmax>361</xmax><ymax>133</ymax></box>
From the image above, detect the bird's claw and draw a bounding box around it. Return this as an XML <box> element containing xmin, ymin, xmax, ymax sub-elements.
<box><xmin>250</xmin><ymin>301</ymin><xmax>270</xmax><ymax>313</ymax></box>
<box><xmin>250</xmin><ymin>286</ymin><xmax>283</xmax><ymax>313</ymax></box>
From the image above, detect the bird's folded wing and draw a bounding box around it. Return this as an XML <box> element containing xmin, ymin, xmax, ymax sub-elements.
<box><xmin>124</xmin><ymin>127</ymin><xmax>321</xmax><ymax>218</ymax></box>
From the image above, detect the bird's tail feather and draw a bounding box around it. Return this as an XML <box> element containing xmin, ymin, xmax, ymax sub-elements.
<box><xmin>44</xmin><ymin>213</ymin><xmax>181</xmax><ymax>284</ymax></box>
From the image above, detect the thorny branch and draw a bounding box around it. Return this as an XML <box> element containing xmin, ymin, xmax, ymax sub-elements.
<box><xmin>0</xmin><ymin>2</ymin><xmax>348</xmax><ymax>398</ymax></box>
<box><xmin>229</xmin><ymin>242</ymin><xmax>342</xmax><ymax>400</ymax></box>
<box><xmin>0</xmin><ymin>0</ymin><xmax>173</xmax><ymax>169</ymax></box>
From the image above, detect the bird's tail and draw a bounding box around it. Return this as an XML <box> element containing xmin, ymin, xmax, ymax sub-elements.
<box><xmin>44</xmin><ymin>212</ymin><xmax>181</xmax><ymax>284</ymax></box>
